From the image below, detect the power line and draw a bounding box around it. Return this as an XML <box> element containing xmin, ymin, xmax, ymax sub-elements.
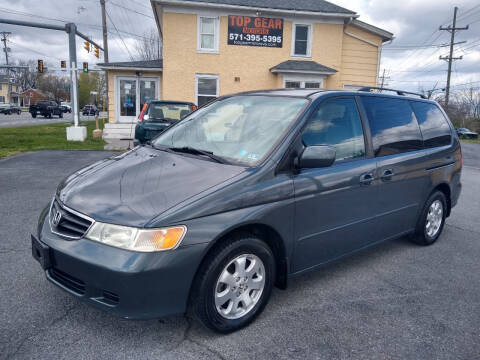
<box><xmin>109</xmin><ymin>1</ymin><xmax>154</xmax><ymax>19</ymax></box>
<box><xmin>105</xmin><ymin>8</ymin><xmax>134</xmax><ymax>61</ymax></box>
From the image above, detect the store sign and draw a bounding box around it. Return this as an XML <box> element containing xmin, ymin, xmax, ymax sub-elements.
<box><xmin>228</xmin><ymin>15</ymin><xmax>283</xmax><ymax>48</ymax></box>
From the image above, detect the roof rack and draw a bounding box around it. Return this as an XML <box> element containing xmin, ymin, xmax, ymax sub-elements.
<box><xmin>357</xmin><ymin>86</ymin><xmax>427</xmax><ymax>99</ymax></box>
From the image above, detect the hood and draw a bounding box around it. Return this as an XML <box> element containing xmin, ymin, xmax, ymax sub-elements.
<box><xmin>58</xmin><ymin>147</ymin><xmax>245</xmax><ymax>227</ymax></box>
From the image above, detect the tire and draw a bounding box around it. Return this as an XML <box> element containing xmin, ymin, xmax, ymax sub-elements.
<box><xmin>59</xmin><ymin>112</ymin><xmax>63</xmax><ymax>118</ymax></box>
<box><xmin>191</xmin><ymin>235</ymin><xmax>275</xmax><ymax>333</ymax></box>
<box><xmin>411</xmin><ymin>191</ymin><xmax>447</xmax><ymax>246</ymax></box>
<box><xmin>48</xmin><ymin>112</ymin><xmax>52</xmax><ymax>119</ymax></box>
<box><xmin>31</xmin><ymin>113</ymin><xmax>36</xmax><ymax>118</ymax></box>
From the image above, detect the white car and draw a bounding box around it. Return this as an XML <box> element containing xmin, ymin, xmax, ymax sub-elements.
<box><xmin>60</xmin><ymin>102</ymin><xmax>72</xmax><ymax>113</ymax></box>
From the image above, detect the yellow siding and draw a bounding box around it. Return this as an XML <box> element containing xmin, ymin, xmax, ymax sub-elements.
<box><xmin>0</xmin><ymin>83</ymin><xmax>7</xmax><ymax>101</ymax></box>
<box><xmin>162</xmin><ymin>13</ymin><xmax>360</xmax><ymax>102</ymax></box>
<box><xmin>340</xmin><ymin>24</ymin><xmax>382</xmax><ymax>87</ymax></box>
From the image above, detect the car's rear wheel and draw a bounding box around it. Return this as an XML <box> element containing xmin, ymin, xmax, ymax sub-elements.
<box><xmin>59</xmin><ymin>112</ymin><xmax>63</xmax><ymax>118</ymax></box>
<box><xmin>411</xmin><ymin>191</ymin><xmax>447</xmax><ymax>246</ymax></box>
<box><xmin>191</xmin><ymin>235</ymin><xmax>275</xmax><ymax>333</ymax></box>
<box><xmin>31</xmin><ymin>113</ymin><xmax>36</xmax><ymax>118</ymax></box>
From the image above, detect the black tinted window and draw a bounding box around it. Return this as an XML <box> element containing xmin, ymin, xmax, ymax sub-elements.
<box><xmin>410</xmin><ymin>102</ymin><xmax>451</xmax><ymax>148</ymax></box>
<box><xmin>362</xmin><ymin>97</ymin><xmax>422</xmax><ymax>157</ymax></box>
<box><xmin>302</xmin><ymin>97</ymin><xmax>365</xmax><ymax>162</ymax></box>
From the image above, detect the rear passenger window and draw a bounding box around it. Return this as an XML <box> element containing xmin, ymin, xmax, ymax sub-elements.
<box><xmin>410</xmin><ymin>102</ymin><xmax>452</xmax><ymax>148</ymax></box>
<box><xmin>361</xmin><ymin>97</ymin><xmax>422</xmax><ymax>157</ymax></box>
<box><xmin>302</xmin><ymin>97</ymin><xmax>365</xmax><ymax>162</ymax></box>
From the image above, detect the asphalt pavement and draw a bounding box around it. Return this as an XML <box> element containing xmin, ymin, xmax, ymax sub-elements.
<box><xmin>0</xmin><ymin>111</ymin><xmax>107</xmax><ymax>128</ymax></box>
<box><xmin>0</xmin><ymin>144</ymin><xmax>479</xmax><ymax>360</ymax></box>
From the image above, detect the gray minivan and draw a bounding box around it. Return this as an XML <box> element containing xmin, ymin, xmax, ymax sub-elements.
<box><xmin>32</xmin><ymin>88</ymin><xmax>462</xmax><ymax>333</ymax></box>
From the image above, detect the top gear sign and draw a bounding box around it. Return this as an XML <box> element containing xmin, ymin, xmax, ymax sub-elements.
<box><xmin>228</xmin><ymin>15</ymin><xmax>283</xmax><ymax>48</ymax></box>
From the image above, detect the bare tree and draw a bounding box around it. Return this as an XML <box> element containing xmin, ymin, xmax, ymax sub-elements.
<box><xmin>12</xmin><ymin>59</ymin><xmax>41</xmax><ymax>91</ymax></box>
<box><xmin>135</xmin><ymin>28</ymin><xmax>162</xmax><ymax>60</ymax></box>
<box><xmin>37</xmin><ymin>74</ymin><xmax>70</xmax><ymax>102</ymax></box>
<box><xmin>458</xmin><ymin>87</ymin><xmax>480</xmax><ymax>119</ymax></box>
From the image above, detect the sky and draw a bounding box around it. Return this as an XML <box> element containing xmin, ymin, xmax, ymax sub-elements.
<box><xmin>0</xmin><ymin>0</ymin><xmax>479</xmax><ymax>94</ymax></box>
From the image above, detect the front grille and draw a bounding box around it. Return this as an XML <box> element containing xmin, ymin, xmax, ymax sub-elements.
<box><xmin>50</xmin><ymin>199</ymin><xmax>93</xmax><ymax>239</ymax></box>
<box><xmin>50</xmin><ymin>268</ymin><xmax>86</xmax><ymax>295</ymax></box>
<box><xmin>101</xmin><ymin>290</ymin><xmax>120</xmax><ymax>305</ymax></box>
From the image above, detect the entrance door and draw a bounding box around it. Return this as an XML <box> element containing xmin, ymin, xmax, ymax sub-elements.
<box><xmin>118</xmin><ymin>78</ymin><xmax>137</xmax><ymax>123</ymax></box>
<box><xmin>117</xmin><ymin>77</ymin><xmax>160</xmax><ymax>123</ymax></box>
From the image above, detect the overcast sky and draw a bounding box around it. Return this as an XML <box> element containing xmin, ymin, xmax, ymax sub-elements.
<box><xmin>0</xmin><ymin>0</ymin><xmax>479</xmax><ymax>93</ymax></box>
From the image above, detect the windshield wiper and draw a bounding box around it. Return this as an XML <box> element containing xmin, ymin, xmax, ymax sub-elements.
<box><xmin>168</xmin><ymin>146</ymin><xmax>228</xmax><ymax>164</ymax></box>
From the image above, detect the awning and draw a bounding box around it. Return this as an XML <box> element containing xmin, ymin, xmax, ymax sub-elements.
<box><xmin>270</xmin><ymin>60</ymin><xmax>337</xmax><ymax>75</ymax></box>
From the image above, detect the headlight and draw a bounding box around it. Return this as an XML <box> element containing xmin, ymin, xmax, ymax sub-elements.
<box><xmin>85</xmin><ymin>222</ymin><xmax>186</xmax><ymax>252</ymax></box>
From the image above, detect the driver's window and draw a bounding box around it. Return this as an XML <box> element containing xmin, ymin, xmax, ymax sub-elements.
<box><xmin>302</xmin><ymin>97</ymin><xmax>365</xmax><ymax>162</ymax></box>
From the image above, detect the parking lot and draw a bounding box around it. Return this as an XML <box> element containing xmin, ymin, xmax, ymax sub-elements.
<box><xmin>0</xmin><ymin>144</ymin><xmax>479</xmax><ymax>360</ymax></box>
<box><xmin>0</xmin><ymin>111</ymin><xmax>107</xmax><ymax>128</ymax></box>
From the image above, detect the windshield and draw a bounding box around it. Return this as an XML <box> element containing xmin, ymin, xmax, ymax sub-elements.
<box><xmin>153</xmin><ymin>95</ymin><xmax>308</xmax><ymax>166</ymax></box>
<box><xmin>147</xmin><ymin>103</ymin><xmax>192</xmax><ymax>121</ymax></box>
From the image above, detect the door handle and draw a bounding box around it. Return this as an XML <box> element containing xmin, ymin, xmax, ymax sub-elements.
<box><xmin>381</xmin><ymin>169</ymin><xmax>394</xmax><ymax>181</ymax></box>
<box><xmin>359</xmin><ymin>173</ymin><xmax>374</xmax><ymax>185</ymax></box>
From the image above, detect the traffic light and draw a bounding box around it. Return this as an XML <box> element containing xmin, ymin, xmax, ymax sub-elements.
<box><xmin>38</xmin><ymin>59</ymin><xmax>44</xmax><ymax>73</ymax></box>
<box><xmin>84</xmin><ymin>41</ymin><xmax>90</xmax><ymax>53</ymax></box>
<box><xmin>60</xmin><ymin>60</ymin><xmax>66</xmax><ymax>69</ymax></box>
<box><xmin>83</xmin><ymin>62</ymin><xmax>88</xmax><ymax>73</ymax></box>
<box><xmin>94</xmin><ymin>45</ymin><xmax>99</xmax><ymax>58</ymax></box>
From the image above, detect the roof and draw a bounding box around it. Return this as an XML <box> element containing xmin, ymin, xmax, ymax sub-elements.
<box><xmin>229</xmin><ymin>88</ymin><xmax>436</xmax><ymax>102</ymax></box>
<box><xmin>270</xmin><ymin>60</ymin><xmax>337</xmax><ymax>75</ymax></box>
<box><xmin>96</xmin><ymin>59</ymin><xmax>163</xmax><ymax>71</ymax></box>
<box><xmin>0</xmin><ymin>74</ymin><xmax>19</xmax><ymax>85</ymax></box>
<box><xmin>351</xmin><ymin>19</ymin><xmax>393</xmax><ymax>41</ymax></box>
<box><xmin>154</xmin><ymin>0</ymin><xmax>356</xmax><ymax>16</ymax></box>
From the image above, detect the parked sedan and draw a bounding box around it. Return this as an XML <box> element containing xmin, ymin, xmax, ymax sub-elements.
<box><xmin>456</xmin><ymin>128</ymin><xmax>478</xmax><ymax>139</ymax></box>
<box><xmin>0</xmin><ymin>103</ymin><xmax>22</xmax><ymax>115</ymax></box>
<box><xmin>134</xmin><ymin>100</ymin><xmax>196</xmax><ymax>144</ymax></box>
<box><xmin>60</xmin><ymin>102</ymin><xmax>72</xmax><ymax>113</ymax></box>
<box><xmin>82</xmin><ymin>105</ymin><xmax>99</xmax><ymax>116</ymax></box>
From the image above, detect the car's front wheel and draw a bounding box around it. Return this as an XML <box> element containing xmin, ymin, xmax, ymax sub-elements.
<box><xmin>191</xmin><ymin>235</ymin><xmax>275</xmax><ymax>333</ymax></box>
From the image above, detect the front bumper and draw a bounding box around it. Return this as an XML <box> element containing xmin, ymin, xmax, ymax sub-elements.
<box><xmin>33</xmin><ymin>218</ymin><xmax>208</xmax><ymax>319</ymax></box>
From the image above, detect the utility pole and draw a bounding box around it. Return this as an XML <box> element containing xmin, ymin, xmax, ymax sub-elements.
<box><xmin>439</xmin><ymin>6</ymin><xmax>469</xmax><ymax>108</ymax></box>
<box><xmin>379</xmin><ymin>69</ymin><xmax>390</xmax><ymax>88</ymax></box>
<box><xmin>100</xmin><ymin>0</ymin><xmax>109</xmax><ymax>121</ymax></box>
<box><xmin>1</xmin><ymin>31</ymin><xmax>12</xmax><ymax>104</ymax></box>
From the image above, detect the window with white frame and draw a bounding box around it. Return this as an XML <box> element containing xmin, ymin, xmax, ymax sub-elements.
<box><xmin>196</xmin><ymin>74</ymin><xmax>219</xmax><ymax>107</ymax></box>
<box><xmin>198</xmin><ymin>16</ymin><xmax>219</xmax><ymax>53</ymax></box>
<box><xmin>284</xmin><ymin>77</ymin><xmax>323</xmax><ymax>89</ymax></box>
<box><xmin>292</xmin><ymin>24</ymin><xmax>312</xmax><ymax>57</ymax></box>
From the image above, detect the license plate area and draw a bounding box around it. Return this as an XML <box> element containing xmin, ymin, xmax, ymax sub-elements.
<box><xmin>31</xmin><ymin>235</ymin><xmax>52</xmax><ymax>270</ymax></box>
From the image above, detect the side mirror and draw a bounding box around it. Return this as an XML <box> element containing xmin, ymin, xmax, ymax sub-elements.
<box><xmin>297</xmin><ymin>145</ymin><xmax>336</xmax><ymax>169</ymax></box>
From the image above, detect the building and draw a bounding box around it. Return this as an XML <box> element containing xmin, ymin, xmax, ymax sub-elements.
<box><xmin>0</xmin><ymin>74</ymin><xmax>21</xmax><ymax>105</ymax></box>
<box><xmin>21</xmin><ymin>88</ymin><xmax>48</xmax><ymax>107</ymax></box>
<box><xmin>98</xmin><ymin>0</ymin><xmax>392</xmax><ymax>145</ymax></box>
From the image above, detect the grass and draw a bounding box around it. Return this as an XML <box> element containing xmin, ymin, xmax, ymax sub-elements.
<box><xmin>460</xmin><ymin>138</ymin><xmax>480</xmax><ymax>144</ymax></box>
<box><xmin>0</xmin><ymin>120</ymin><xmax>107</xmax><ymax>158</ymax></box>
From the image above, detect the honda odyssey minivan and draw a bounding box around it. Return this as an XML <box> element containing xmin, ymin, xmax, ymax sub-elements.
<box><xmin>32</xmin><ymin>88</ymin><xmax>462</xmax><ymax>333</ymax></box>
